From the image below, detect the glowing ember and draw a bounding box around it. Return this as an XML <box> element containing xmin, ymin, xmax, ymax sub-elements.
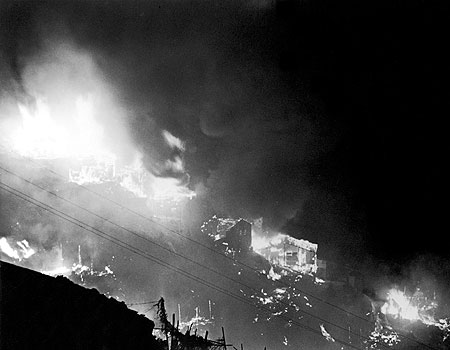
<box><xmin>320</xmin><ymin>324</ymin><xmax>336</xmax><ymax>342</ymax></box>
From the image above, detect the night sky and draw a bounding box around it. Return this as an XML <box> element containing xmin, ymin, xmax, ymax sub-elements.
<box><xmin>1</xmin><ymin>0</ymin><xmax>449</xmax><ymax>284</ymax></box>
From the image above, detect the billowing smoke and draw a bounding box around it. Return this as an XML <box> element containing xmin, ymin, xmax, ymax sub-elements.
<box><xmin>0</xmin><ymin>0</ymin><xmax>328</xmax><ymax>231</ymax></box>
<box><xmin>0</xmin><ymin>5</ymin><xmax>332</xmax><ymax>345</ymax></box>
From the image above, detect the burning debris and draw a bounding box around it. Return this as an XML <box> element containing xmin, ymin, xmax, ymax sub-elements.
<box><xmin>320</xmin><ymin>324</ymin><xmax>336</xmax><ymax>343</ymax></box>
<box><xmin>365</xmin><ymin>285</ymin><xmax>450</xmax><ymax>348</ymax></box>
<box><xmin>381</xmin><ymin>287</ymin><xmax>450</xmax><ymax>342</ymax></box>
<box><xmin>201</xmin><ymin>216</ymin><xmax>252</xmax><ymax>255</ymax></box>
<box><xmin>40</xmin><ymin>245</ymin><xmax>116</xmax><ymax>291</ymax></box>
<box><xmin>365</xmin><ymin>314</ymin><xmax>401</xmax><ymax>349</ymax></box>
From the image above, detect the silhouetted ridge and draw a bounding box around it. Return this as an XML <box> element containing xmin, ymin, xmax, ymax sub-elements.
<box><xmin>0</xmin><ymin>260</ymin><xmax>161</xmax><ymax>350</ymax></box>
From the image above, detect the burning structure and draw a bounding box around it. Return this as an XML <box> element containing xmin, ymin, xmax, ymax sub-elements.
<box><xmin>202</xmin><ymin>216</ymin><xmax>252</xmax><ymax>255</ymax></box>
<box><xmin>254</xmin><ymin>234</ymin><xmax>317</xmax><ymax>274</ymax></box>
<box><xmin>202</xmin><ymin>216</ymin><xmax>320</xmax><ymax>274</ymax></box>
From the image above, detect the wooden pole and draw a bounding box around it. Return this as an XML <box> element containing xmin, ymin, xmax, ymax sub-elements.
<box><xmin>222</xmin><ymin>327</ymin><xmax>227</xmax><ymax>350</ymax></box>
<box><xmin>171</xmin><ymin>313</ymin><xmax>175</xmax><ymax>350</ymax></box>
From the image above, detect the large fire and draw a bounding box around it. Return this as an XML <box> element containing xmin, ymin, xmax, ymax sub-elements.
<box><xmin>381</xmin><ymin>288</ymin><xmax>422</xmax><ymax>321</ymax></box>
<box><xmin>380</xmin><ymin>287</ymin><xmax>450</xmax><ymax>334</ymax></box>
<box><xmin>251</xmin><ymin>232</ymin><xmax>318</xmax><ymax>274</ymax></box>
<box><xmin>0</xmin><ymin>43</ymin><xmax>195</xmax><ymax>205</ymax></box>
<box><xmin>366</xmin><ymin>286</ymin><xmax>450</xmax><ymax>347</ymax></box>
<box><xmin>10</xmin><ymin>96</ymin><xmax>113</xmax><ymax>161</ymax></box>
<box><xmin>1</xmin><ymin>94</ymin><xmax>195</xmax><ymax>203</ymax></box>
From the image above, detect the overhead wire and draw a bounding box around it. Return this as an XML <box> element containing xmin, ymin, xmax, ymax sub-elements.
<box><xmin>0</xmin><ymin>176</ymin><xmax>371</xmax><ymax>350</ymax></box>
<box><xmin>0</xmin><ymin>165</ymin><xmax>378</xmax><ymax>348</ymax></box>
<box><xmin>0</xmin><ymin>154</ymin><xmax>373</xmax><ymax>319</ymax></box>
<box><xmin>0</xmin><ymin>157</ymin><xmax>439</xmax><ymax>350</ymax></box>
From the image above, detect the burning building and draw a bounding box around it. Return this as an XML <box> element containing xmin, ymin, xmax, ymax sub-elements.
<box><xmin>223</xmin><ymin>219</ymin><xmax>252</xmax><ymax>253</ymax></box>
<box><xmin>202</xmin><ymin>216</ymin><xmax>252</xmax><ymax>255</ymax></box>
<box><xmin>252</xmin><ymin>233</ymin><xmax>318</xmax><ymax>274</ymax></box>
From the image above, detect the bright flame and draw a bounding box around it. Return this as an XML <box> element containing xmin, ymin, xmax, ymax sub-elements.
<box><xmin>378</xmin><ymin>287</ymin><xmax>450</xmax><ymax>341</ymax></box>
<box><xmin>150</xmin><ymin>176</ymin><xmax>196</xmax><ymax>201</ymax></box>
<box><xmin>11</xmin><ymin>96</ymin><xmax>114</xmax><ymax>160</ymax></box>
<box><xmin>381</xmin><ymin>288</ymin><xmax>420</xmax><ymax>321</ymax></box>
<box><xmin>5</xmin><ymin>96</ymin><xmax>195</xmax><ymax>202</ymax></box>
<box><xmin>0</xmin><ymin>237</ymin><xmax>35</xmax><ymax>261</ymax></box>
<box><xmin>320</xmin><ymin>324</ymin><xmax>336</xmax><ymax>342</ymax></box>
<box><xmin>0</xmin><ymin>237</ymin><xmax>20</xmax><ymax>260</ymax></box>
<box><xmin>251</xmin><ymin>232</ymin><xmax>318</xmax><ymax>274</ymax></box>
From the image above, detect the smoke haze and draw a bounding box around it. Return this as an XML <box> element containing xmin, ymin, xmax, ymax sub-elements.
<box><xmin>1</xmin><ymin>0</ymin><xmax>449</xmax><ymax>282</ymax></box>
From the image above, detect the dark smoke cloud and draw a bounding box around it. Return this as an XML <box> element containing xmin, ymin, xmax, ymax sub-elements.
<box><xmin>0</xmin><ymin>0</ymin><xmax>330</xmax><ymax>231</ymax></box>
<box><xmin>3</xmin><ymin>0</ymin><xmax>448</xmax><ymax>270</ymax></box>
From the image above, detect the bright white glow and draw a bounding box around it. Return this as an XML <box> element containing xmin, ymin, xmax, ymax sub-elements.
<box><xmin>11</xmin><ymin>96</ymin><xmax>114</xmax><ymax>160</ymax></box>
<box><xmin>0</xmin><ymin>44</ymin><xmax>196</xmax><ymax>206</ymax></box>
<box><xmin>0</xmin><ymin>237</ymin><xmax>20</xmax><ymax>260</ymax></box>
<box><xmin>251</xmin><ymin>232</ymin><xmax>317</xmax><ymax>274</ymax></box>
<box><xmin>320</xmin><ymin>324</ymin><xmax>336</xmax><ymax>342</ymax></box>
<box><xmin>0</xmin><ymin>237</ymin><xmax>35</xmax><ymax>261</ymax></box>
<box><xmin>17</xmin><ymin>240</ymin><xmax>36</xmax><ymax>259</ymax></box>
<box><xmin>381</xmin><ymin>288</ymin><xmax>420</xmax><ymax>321</ymax></box>
<box><xmin>150</xmin><ymin>176</ymin><xmax>196</xmax><ymax>201</ymax></box>
<box><xmin>251</xmin><ymin>234</ymin><xmax>273</xmax><ymax>250</ymax></box>
<box><xmin>42</xmin><ymin>266</ymin><xmax>72</xmax><ymax>276</ymax></box>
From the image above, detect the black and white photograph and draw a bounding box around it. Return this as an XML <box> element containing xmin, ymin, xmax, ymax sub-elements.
<box><xmin>0</xmin><ymin>1</ymin><xmax>449</xmax><ymax>349</ymax></box>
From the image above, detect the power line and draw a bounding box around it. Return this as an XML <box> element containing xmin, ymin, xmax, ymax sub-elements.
<box><xmin>0</xmin><ymin>179</ymin><xmax>367</xmax><ymax>350</ymax></box>
<box><xmin>0</xmin><ymin>158</ymin><xmax>439</xmax><ymax>350</ymax></box>
<box><xmin>2</xmin><ymin>174</ymin><xmax>438</xmax><ymax>350</ymax></box>
<box><xmin>1</xmin><ymin>155</ymin><xmax>372</xmax><ymax>320</ymax></box>
<box><xmin>0</xmin><ymin>166</ymin><xmax>376</xmax><ymax>347</ymax></box>
<box><xmin>1</xmin><ymin>155</ymin><xmax>363</xmax><ymax>317</ymax></box>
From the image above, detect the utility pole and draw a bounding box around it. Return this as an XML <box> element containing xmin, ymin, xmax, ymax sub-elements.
<box><xmin>171</xmin><ymin>313</ymin><xmax>175</xmax><ymax>350</ymax></box>
<box><xmin>222</xmin><ymin>327</ymin><xmax>227</xmax><ymax>350</ymax></box>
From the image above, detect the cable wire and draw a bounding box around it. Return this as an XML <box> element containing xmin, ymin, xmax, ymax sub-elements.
<box><xmin>0</xmin><ymin>178</ymin><xmax>369</xmax><ymax>350</ymax></box>
<box><xmin>0</xmin><ymin>158</ymin><xmax>439</xmax><ymax>350</ymax></box>
<box><xmin>0</xmin><ymin>164</ymin><xmax>392</xmax><ymax>347</ymax></box>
